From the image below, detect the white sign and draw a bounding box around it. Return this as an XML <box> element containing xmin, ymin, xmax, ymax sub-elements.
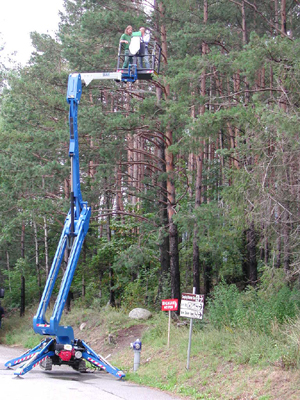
<box><xmin>180</xmin><ymin>293</ymin><xmax>204</xmax><ymax>320</ymax></box>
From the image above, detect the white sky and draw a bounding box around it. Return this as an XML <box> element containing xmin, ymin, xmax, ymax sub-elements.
<box><xmin>0</xmin><ymin>0</ymin><xmax>64</xmax><ymax>66</ymax></box>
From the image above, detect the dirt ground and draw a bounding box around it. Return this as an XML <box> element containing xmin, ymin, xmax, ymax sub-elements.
<box><xmin>72</xmin><ymin>323</ymin><xmax>149</xmax><ymax>358</ymax></box>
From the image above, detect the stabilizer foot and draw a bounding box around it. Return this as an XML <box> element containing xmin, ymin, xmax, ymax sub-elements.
<box><xmin>5</xmin><ymin>338</ymin><xmax>55</xmax><ymax>376</ymax></box>
<box><xmin>5</xmin><ymin>337</ymin><xmax>125</xmax><ymax>379</ymax></box>
<box><xmin>80</xmin><ymin>339</ymin><xmax>125</xmax><ymax>379</ymax></box>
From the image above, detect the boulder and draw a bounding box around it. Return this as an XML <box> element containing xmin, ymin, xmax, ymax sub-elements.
<box><xmin>129</xmin><ymin>308</ymin><xmax>152</xmax><ymax>320</ymax></box>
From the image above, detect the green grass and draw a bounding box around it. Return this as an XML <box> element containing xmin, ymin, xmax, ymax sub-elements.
<box><xmin>114</xmin><ymin>312</ymin><xmax>300</xmax><ymax>399</ymax></box>
<box><xmin>2</xmin><ymin>306</ymin><xmax>300</xmax><ymax>399</ymax></box>
<box><xmin>0</xmin><ymin>305</ymin><xmax>41</xmax><ymax>348</ymax></box>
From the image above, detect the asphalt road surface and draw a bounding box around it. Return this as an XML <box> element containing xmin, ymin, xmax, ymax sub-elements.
<box><xmin>0</xmin><ymin>345</ymin><xmax>182</xmax><ymax>400</ymax></box>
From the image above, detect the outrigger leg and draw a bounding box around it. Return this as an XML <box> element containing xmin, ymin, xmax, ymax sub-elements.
<box><xmin>5</xmin><ymin>338</ymin><xmax>55</xmax><ymax>376</ymax></box>
<box><xmin>5</xmin><ymin>337</ymin><xmax>125</xmax><ymax>378</ymax></box>
<box><xmin>80</xmin><ymin>339</ymin><xmax>125</xmax><ymax>378</ymax></box>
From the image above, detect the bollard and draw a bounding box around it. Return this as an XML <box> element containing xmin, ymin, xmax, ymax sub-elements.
<box><xmin>130</xmin><ymin>338</ymin><xmax>142</xmax><ymax>372</ymax></box>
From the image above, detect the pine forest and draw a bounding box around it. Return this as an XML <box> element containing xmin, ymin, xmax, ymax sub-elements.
<box><xmin>1</xmin><ymin>0</ymin><xmax>300</xmax><ymax>319</ymax></box>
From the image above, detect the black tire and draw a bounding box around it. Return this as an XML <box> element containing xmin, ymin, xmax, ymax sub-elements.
<box><xmin>72</xmin><ymin>359</ymin><xmax>86</xmax><ymax>373</ymax></box>
<box><xmin>40</xmin><ymin>357</ymin><xmax>53</xmax><ymax>371</ymax></box>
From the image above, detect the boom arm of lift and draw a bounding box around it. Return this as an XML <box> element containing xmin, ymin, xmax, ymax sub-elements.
<box><xmin>32</xmin><ymin>73</ymin><xmax>91</xmax><ymax>344</ymax></box>
<box><xmin>32</xmin><ymin>68</ymin><xmax>145</xmax><ymax>339</ymax></box>
<box><xmin>5</xmin><ymin>73</ymin><xmax>125</xmax><ymax>379</ymax></box>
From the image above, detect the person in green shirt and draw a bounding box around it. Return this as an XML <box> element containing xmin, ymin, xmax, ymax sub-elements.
<box><xmin>119</xmin><ymin>25</ymin><xmax>133</xmax><ymax>68</ymax></box>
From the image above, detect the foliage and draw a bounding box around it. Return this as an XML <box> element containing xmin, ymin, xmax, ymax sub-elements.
<box><xmin>2</xmin><ymin>258</ymin><xmax>40</xmax><ymax>309</ymax></box>
<box><xmin>2</xmin><ymin>302</ymin><xmax>300</xmax><ymax>398</ymax></box>
<box><xmin>1</xmin><ymin>0</ymin><xmax>300</xmax><ymax>330</ymax></box>
<box><xmin>207</xmin><ymin>269</ymin><xmax>300</xmax><ymax>334</ymax></box>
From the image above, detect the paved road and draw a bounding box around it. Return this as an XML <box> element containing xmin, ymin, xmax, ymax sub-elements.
<box><xmin>0</xmin><ymin>345</ymin><xmax>182</xmax><ymax>400</ymax></box>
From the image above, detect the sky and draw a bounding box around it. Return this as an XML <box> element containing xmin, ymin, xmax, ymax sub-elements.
<box><xmin>0</xmin><ymin>0</ymin><xmax>64</xmax><ymax>66</ymax></box>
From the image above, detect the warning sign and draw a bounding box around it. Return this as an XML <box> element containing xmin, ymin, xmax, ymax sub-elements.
<box><xmin>161</xmin><ymin>299</ymin><xmax>178</xmax><ymax>311</ymax></box>
<box><xmin>180</xmin><ymin>293</ymin><xmax>204</xmax><ymax>320</ymax></box>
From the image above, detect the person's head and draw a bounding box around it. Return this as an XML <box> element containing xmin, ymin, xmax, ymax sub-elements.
<box><xmin>125</xmin><ymin>25</ymin><xmax>133</xmax><ymax>35</ymax></box>
<box><xmin>139</xmin><ymin>27</ymin><xmax>145</xmax><ymax>36</ymax></box>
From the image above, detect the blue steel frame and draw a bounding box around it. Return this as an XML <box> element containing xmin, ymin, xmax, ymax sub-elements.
<box><xmin>5</xmin><ymin>73</ymin><xmax>125</xmax><ymax>379</ymax></box>
<box><xmin>33</xmin><ymin>73</ymin><xmax>91</xmax><ymax>344</ymax></box>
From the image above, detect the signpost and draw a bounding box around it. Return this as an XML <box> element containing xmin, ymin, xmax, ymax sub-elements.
<box><xmin>180</xmin><ymin>289</ymin><xmax>205</xmax><ymax>369</ymax></box>
<box><xmin>180</xmin><ymin>293</ymin><xmax>204</xmax><ymax>320</ymax></box>
<box><xmin>161</xmin><ymin>299</ymin><xmax>178</xmax><ymax>348</ymax></box>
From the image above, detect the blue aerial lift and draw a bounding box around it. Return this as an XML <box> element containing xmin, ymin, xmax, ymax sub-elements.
<box><xmin>5</xmin><ymin>73</ymin><xmax>125</xmax><ymax>378</ymax></box>
<box><xmin>5</xmin><ymin>43</ymin><xmax>161</xmax><ymax>378</ymax></box>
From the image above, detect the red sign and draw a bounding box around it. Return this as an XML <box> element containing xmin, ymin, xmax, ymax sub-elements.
<box><xmin>161</xmin><ymin>299</ymin><xmax>178</xmax><ymax>311</ymax></box>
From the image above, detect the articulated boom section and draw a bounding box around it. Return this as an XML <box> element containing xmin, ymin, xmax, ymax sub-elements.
<box><xmin>5</xmin><ymin>73</ymin><xmax>125</xmax><ymax>379</ymax></box>
<box><xmin>33</xmin><ymin>73</ymin><xmax>90</xmax><ymax>344</ymax></box>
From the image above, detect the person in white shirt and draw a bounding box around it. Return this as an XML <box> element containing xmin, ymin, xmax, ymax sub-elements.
<box><xmin>138</xmin><ymin>27</ymin><xmax>150</xmax><ymax>69</ymax></box>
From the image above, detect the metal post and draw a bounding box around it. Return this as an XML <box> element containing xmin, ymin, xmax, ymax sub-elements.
<box><xmin>20</xmin><ymin>276</ymin><xmax>25</xmax><ymax>317</ymax></box>
<box><xmin>133</xmin><ymin>350</ymin><xmax>140</xmax><ymax>372</ymax></box>
<box><xmin>131</xmin><ymin>339</ymin><xmax>142</xmax><ymax>372</ymax></box>
<box><xmin>186</xmin><ymin>287</ymin><xmax>196</xmax><ymax>370</ymax></box>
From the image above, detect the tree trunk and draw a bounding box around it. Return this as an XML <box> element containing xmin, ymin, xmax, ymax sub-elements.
<box><xmin>281</xmin><ymin>0</ymin><xmax>287</xmax><ymax>35</ymax></box>
<box><xmin>274</xmin><ymin>0</ymin><xmax>279</xmax><ymax>32</ymax></box>
<box><xmin>20</xmin><ymin>275</ymin><xmax>25</xmax><ymax>317</ymax></box>
<box><xmin>21</xmin><ymin>221</ymin><xmax>25</xmax><ymax>258</ymax></box>
<box><xmin>242</xmin><ymin>222</ymin><xmax>258</xmax><ymax>286</ymax></box>
<box><xmin>193</xmin><ymin>148</ymin><xmax>204</xmax><ymax>295</ymax></box>
<box><xmin>159</xmin><ymin>1</ymin><xmax>180</xmax><ymax>309</ymax></box>
<box><xmin>20</xmin><ymin>221</ymin><xmax>25</xmax><ymax>316</ymax></box>
<box><xmin>44</xmin><ymin>216</ymin><xmax>49</xmax><ymax>278</ymax></box>
<box><xmin>192</xmin><ymin>231</ymin><xmax>200</xmax><ymax>294</ymax></box>
<box><xmin>192</xmin><ymin>1</ymin><xmax>208</xmax><ymax>295</ymax></box>
<box><xmin>116</xmin><ymin>162</ymin><xmax>124</xmax><ymax>218</ymax></box>
<box><xmin>33</xmin><ymin>220</ymin><xmax>42</xmax><ymax>296</ymax></box>
<box><xmin>283</xmin><ymin>210</ymin><xmax>290</xmax><ymax>275</ymax></box>
<box><xmin>106</xmin><ymin>185</ymin><xmax>115</xmax><ymax>307</ymax></box>
<box><xmin>156</xmin><ymin>86</ymin><xmax>170</xmax><ymax>299</ymax></box>
<box><xmin>247</xmin><ymin>221</ymin><xmax>258</xmax><ymax>286</ymax></box>
<box><xmin>242</xmin><ymin>229</ymin><xmax>250</xmax><ymax>282</ymax></box>
<box><xmin>203</xmin><ymin>259</ymin><xmax>211</xmax><ymax>297</ymax></box>
<box><xmin>170</xmin><ymin>221</ymin><xmax>180</xmax><ymax>301</ymax></box>
<box><xmin>6</xmin><ymin>250</ymin><xmax>11</xmax><ymax>293</ymax></box>
<box><xmin>275</xmin><ymin>223</ymin><xmax>282</xmax><ymax>268</ymax></box>
<box><xmin>241</xmin><ymin>1</ymin><xmax>247</xmax><ymax>44</ymax></box>
<box><xmin>165</xmin><ymin>131</ymin><xmax>180</xmax><ymax>307</ymax></box>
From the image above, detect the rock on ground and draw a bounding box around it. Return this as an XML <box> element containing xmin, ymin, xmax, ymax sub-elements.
<box><xmin>128</xmin><ymin>308</ymin><xmax>152</xmax><ymax>320</ymax></box>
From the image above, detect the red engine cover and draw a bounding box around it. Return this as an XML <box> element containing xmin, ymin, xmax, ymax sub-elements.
<box><xmin>58</xmin><ymin>350</ymin><xmax>72</xmax><ymax>362</ymax></box>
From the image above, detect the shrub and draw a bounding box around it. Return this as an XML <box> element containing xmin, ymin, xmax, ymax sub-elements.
<box><xmin>206</xmin><ymin>282</ymin><xmax>245</xmax><ymax>329</ymax></box>
<box><xmin>207</xmin><ymin>272</ymin><xmax>300</xmax><ymax>334</ymax></box>
<box><xmin>2</xmin><ymin>257</ymin><xmax>40</xmax><ymax>309</ymax></box>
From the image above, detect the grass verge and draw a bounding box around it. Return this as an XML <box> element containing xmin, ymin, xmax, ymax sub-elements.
<box><xmin>1</xmin><ymin>306</ymin><xmax>300</xmax><ymax>399</ymax></box>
